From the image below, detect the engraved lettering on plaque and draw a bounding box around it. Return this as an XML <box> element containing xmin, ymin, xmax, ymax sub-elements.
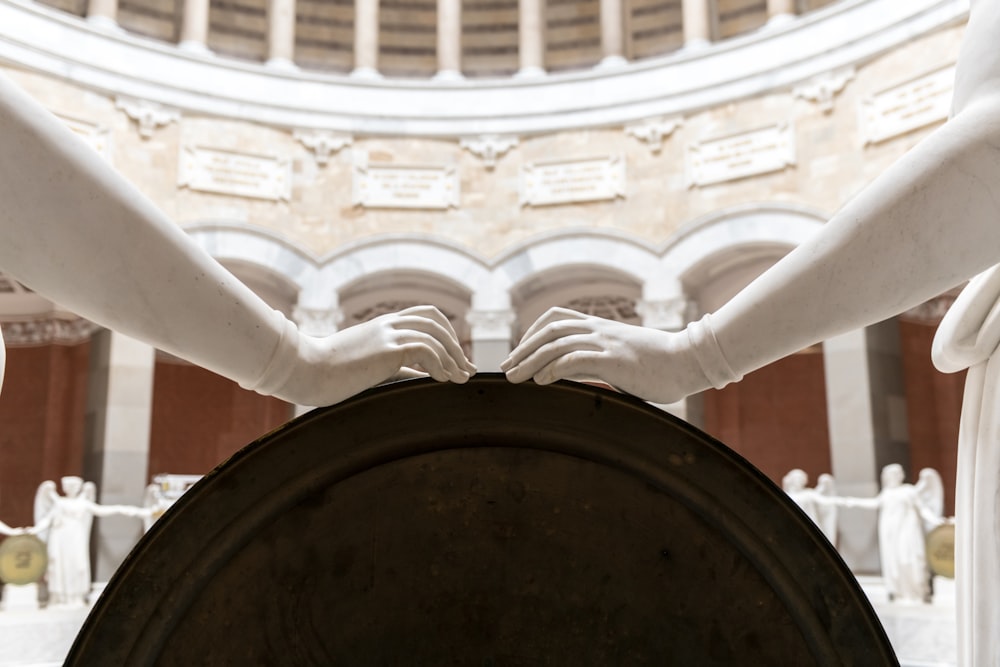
<box><xmin>860</xmin><ymin>65</ymin><xmax>955</xmax><ymax>145</ymax></box>
<box><xmin>178</xmin><ymin>146</ymin><xmax>291</xmax><ymax>201</ymax></box>
<box><xmin>57</xmin><ymin>114</ymin><xmax>112</xmax><ymax>162</ymax></box>
<box><xmin>686</xmin><ymin>124</ymin><xmax>795</xmax><ymax>188</ymax></box>
<box><xmin>352</xmin><ymin>152</ymin><xmax>459</xmax><ymax>210</ymax></box>
<box><xmin>520</xmin><ymin>155</ymin><xmax>626</xmax><ymax>207</ymax></box>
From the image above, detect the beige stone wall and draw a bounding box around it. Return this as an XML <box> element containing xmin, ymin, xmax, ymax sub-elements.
<box><xmin>0</xmin><ymin>20</ymin><xmax>964</xmax><ymax>260</ymax></box>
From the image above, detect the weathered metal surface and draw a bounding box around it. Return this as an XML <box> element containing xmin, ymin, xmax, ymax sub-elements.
<box><xmin>68</xmin><ymin>374</ymin><xmax>897</xmax><ymax>666</ymax></box>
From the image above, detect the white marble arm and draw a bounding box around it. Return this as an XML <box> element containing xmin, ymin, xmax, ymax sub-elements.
<box><xmin>0</xmin><ymin>74</ymin><xmax>474</xmax><ymax>406</ymax></box>
<box><xmin>506</xmin><ymin>2</ymin><xmax>1000</xmax><ymax>401</ymax></box>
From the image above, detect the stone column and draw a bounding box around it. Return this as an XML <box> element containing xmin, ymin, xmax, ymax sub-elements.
<box><xmin>83</xmin><ymin>330</ymin><xmax>156</xmax><ymax>583</ymax></box>
<box><xmin>597</xmin><ymin>0</ymin><xmax>626</xmax><ymax>68</ymax></box>
<box><xmin>86</xmin><ymin>0</ymin><xmax>120</xmax><ymax>29</ymax></box>
<box><xmin>681</xmin><ymin>0</ymin><xmax>711</xmax><ymax>49</ymax></box>
<box><xmin>352</xmin><ymin>0</ymin><xmax>381</xmax><ymax>78</ymax></box>
<box><xmin>267</xmin><ymin>0</ymin><xmax>298</xmax><ymax>69</ymax></box>
<box><xmin>766</xmin><ymin>0</ymin><xmax>795</xmax><ymax>25</ymax></box>
<box><xmin>822</xmin><ymin>317</ymin><xmax>910</xmax><ymax>573</ymax></box>
<box><xmin>180</xmin><ymin>0</ymin><xmax>213</xmax><ymax>53</ymax></box>
<box><xmin>516</xmin><ymin>0</ymin><xmax>545</xmax><ymax>77</ymax></box>
<box><xmin>637</xmin><ymin>297</ymin><xmax>702</xmax><ymax>426</ymax></box>
<box><xmin>435</xmin><ymin>0</ymin><xmax>463</xmax><ymax>79</ymax></box>
<box><xmin>467</xmin><ymin>309</ymin><xmax>516</xmax><ymax>372</ymax></box>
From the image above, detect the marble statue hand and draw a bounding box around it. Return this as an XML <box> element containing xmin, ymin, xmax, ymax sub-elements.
<box><xmin>258</xmin><ymin>305</ymin><xmax>477</xmax><ymax>407</ymax></box>
<box><xmin>501</xmin><ymin>307</ymin><xmax>731</xmax><ymax>404</ymax></box>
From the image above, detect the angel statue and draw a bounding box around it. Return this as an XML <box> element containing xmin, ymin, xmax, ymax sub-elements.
<box><xmin>814</xmin><ymin>473</ymin><xmax>839</xmax><ymax>549</ymax></box>
<box><xmin>33</xmin><ymin>476</ymin><xmax>148</xmax><ymax>607</ymax></box>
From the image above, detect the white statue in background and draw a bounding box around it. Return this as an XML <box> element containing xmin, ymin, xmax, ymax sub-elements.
<box><xmin>915</xmin><ymin>467</ymin><xmax>946</xmax><ymax>530</ymax></box>
<box><xmin>0</xmin><ymin>72</ymin><xmax>474</xmax><ymax>407</ymax></box>
<box><xmin>33</xmin><ymin>476</ymin><xmax>148</xmax><ymax>607</ymax></box>
<box><xmin>814</xmin><ymin>473</ymin><xmax>838</xmax><ymax>549</ymax></box>
<box><xmin>504</xmin><ymin>2</ymin><xmax>1000</xmax><ymax>661</ymax></box>
<box><xmin>782</xmin><ymin>469</ymin><xmax>838</xmax><ymax>547</ymax></box>
<box><xmin>781</xmin><ymin>468</ymin><xmax>820</xmax><ymax>522</ymax></box>
<box><xmin>838</xmin><ymin>464</ymin><xmax>943</xmax><ymax>604</ymax></box>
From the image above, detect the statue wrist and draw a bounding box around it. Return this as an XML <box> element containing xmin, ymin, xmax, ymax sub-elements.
<box><xmin>686</xmin><ymin>313</ymin><xmax>742</xmax><ymax>390</ymax></box>
<box><xmin>240</xmin><ymin>310</ymin><xmax>301</xmax><ymax>398</ymax></box>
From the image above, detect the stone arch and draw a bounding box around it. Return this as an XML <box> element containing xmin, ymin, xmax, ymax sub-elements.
<box><xmin>184</xmin><ymin>223</ymin><xmax>319</xmax><ymax>314</ymax></box>
<box><xmin>496</xmin><ymin>231</ymin><xmax>660</xmax><ymax>335</ymax></box>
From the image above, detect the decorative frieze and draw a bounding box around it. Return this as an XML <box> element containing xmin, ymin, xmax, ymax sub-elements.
<box><xmin>860</xmin><ymin>65</ymin><xmax>955</xmax><ymax>145</ymax></box>
<box><xmin>293</xmin><ymin>130</ymin><xmax>353</xmax><ymax>167</ymax></box>
<box><xmin>625</xmin><ymin>117</ymin><xmax>682</xmax><ymax>154</ymax></box>
<box><xmin>460</xmin><ymin>135</ymin><xmax>518</xmax><ymax>170</ymax></box>
<box><xmin>352</xmin><ymin>152</ymin><xmax>459</xmax><ymax>210</ymax></box>
<box><xmin>56</xmin><ymin>114</ymin><xmax>112</xmax><ymax>162</ymax></box>
<box><xmin>178</xmin><ymin>146</ymin><xmax>292</xmax><ymax>201</ymax></box>
<box><xmin>686</xmin><ymin>123</ymin><xmax>795</xmax><ymax>187</ymax></box>
<box><xmin>115</xmin><ymin>96</ymin><xmax>180</xmax><ymax>139</ymax></box>
<box><xmin>520</xmin><ymin>155</ymin><xmax>626</xmax><ymax>207</ymax></box>
<box><xmin>0</xmin><ymin>318</ymin><xmax>101</xmax><ymax>346</ymax></box>
<box><xmin>793</xmin><ymin>67</ymin><xmax>855</xmax><ymax>114</ymax></box>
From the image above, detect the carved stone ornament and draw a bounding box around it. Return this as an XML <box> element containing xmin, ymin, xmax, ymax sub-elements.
<box><xmin>625</xmin><ymin>117</ymin><xmax>683</xmax><ymax>154</ymax></box>
<box><xmin>55</xmin><ymin>114</ymin><xmax>112</xmax><ymax>161</ymax></box>
<box><xmin>293</xmin><ymin>130</ymin><xmax>353</xmax><ymax>167</ymax></box>
<box><xmin>459</xmin><ymin>135</ymin><xmax>519</xmax><ymax>170</ymax></box>
<box><xmin>792</xmin><ymin>68</ymin><xmax>855</xmax><ymax>114</ymax></box>
<box><xmin>115</xmin><ymin>96</ymin><xmax>180</xmax><ymax>140</ymax></box>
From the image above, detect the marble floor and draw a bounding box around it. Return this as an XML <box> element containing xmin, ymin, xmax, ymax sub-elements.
<box><xmin>0</xmin><ymin>577</ymin><xmax>958</xmax><ymax>666</ymax></box>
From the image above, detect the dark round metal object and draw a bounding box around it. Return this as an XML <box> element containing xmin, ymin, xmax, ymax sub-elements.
<box><xmin>68</xmin><ymin>375</ymin><xmax>896</xmax><ymax>666</ymax></box>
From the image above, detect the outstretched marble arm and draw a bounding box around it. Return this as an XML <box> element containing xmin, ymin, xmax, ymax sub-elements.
<box><xmin>0</xmin><ymin>74</ymin><xmax>474</xmax><ymax>406</ymax></box>
<box><xmin>505</xmin><ymin>1</ymin><xmax>1000</xmax><ymax>402</ymax></box>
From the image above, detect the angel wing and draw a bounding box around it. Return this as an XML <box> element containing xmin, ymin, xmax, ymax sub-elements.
<box><xmin>33</xmin><ymin>480</ymin><xmax>57</xmax><ymax>543</ymax></box>
<box><xmin>916</xmin><ymin>468</ymin><xmax>945</xmax><ymax>527</ymax></box>
<box><xmin>82</xmin><ymin>481</ymin><xmax>97</xmax><ymax>504</ymax></box>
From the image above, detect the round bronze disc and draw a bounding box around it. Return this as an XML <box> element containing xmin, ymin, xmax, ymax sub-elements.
<box><xmin>68</xmin><ymin>375</ymin><xmax>896</xmax><ymax>666</ymax></box>
<box><xmin>927</xmin><ymin>523</ymin><xmax>956</xmax><ymax>579</ymax></box>
<box><xmin>0</xmin><ymin>534</ymin><xmax>47</xmax><ymax>585</ymax></box>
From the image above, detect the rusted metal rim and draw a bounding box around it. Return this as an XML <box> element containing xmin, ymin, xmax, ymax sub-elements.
<box><xmin>67</xmin><ymin>374</ymin><xmax>896</xmax><ymax>666</ymax></box>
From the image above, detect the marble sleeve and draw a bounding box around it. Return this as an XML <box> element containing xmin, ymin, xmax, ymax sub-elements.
<box><xmin>705</xmin><ymin>95</ymin><xmax>1000</xmax><ymax>380</ymax></box>
<box><xmin>0</xmin><ymin>72</ymin><xmax>286</xmax><ymax>393</ymax></box>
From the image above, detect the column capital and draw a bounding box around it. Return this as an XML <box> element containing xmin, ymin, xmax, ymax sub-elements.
<box><xmin>636</xmin><ymin>297</ymin><xmax>689</xmax><ymax>331</ymax></box>
<box><xmin>467</xmin><ymin>308</ymin><xmax>517</xmax><ymax>340</ymax></box>
<box><xmin>292</xmin><ymin>306</ymin><xmax>344</xmax><ymax>337</ymax></box>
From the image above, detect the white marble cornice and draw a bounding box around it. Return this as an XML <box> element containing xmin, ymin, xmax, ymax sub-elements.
<box><xmin>0</xmin><ymin>0</ymin><xmax>969</xmax><ymax>137</ymax></box>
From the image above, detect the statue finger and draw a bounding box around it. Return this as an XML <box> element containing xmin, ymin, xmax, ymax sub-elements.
<box><xmin>393</xmin><ymin>314</ymin><xmax>475</xmax><ymax>373</ymax></box>
<box><xmin>533</xmin><ymin>349</ymin><xmax>605</xmax><ymax>386</ymax></box>
<box><xmin>501</xmin><ymin>319</ymin><xmax>593</xmax><ymax>372</ymax></box>
<box><xmin>516</xmin><ymin>307</ymin><xmax>588</xmax><ymax>345</ymax></box>
<box><xmin>504</xmin><ymin>334</ymin><xmax>601</xmax><ymax>383</ymax></box>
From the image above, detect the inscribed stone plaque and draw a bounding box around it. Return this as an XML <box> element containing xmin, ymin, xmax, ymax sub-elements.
<box><xmin>520</xmin><ymin>155</ymin><xmax>625</xmax><ymax>207</ymax></box>
<box><xmin>178</xmin><ymin>146</ymin><xmax>291</xmax><ymax>201</ymax></box>
<box><xmin>860</xmin><ymin>65</ymin><xmax>955</xmax><ymax>145</ymax></box>
<box><xmin>686</xmin><ymin>124</ymin><xmax>795</xmax><ymax>187</ymax></box>
<box><xmin>57</xmin><ymin>114</ymin><xmax>112</xmax><ymax>162</ymax></box>
<box><xmin>352</xmin><ymin>153</ymin><xmax>459</xmax><ymax>210</ymax></box>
